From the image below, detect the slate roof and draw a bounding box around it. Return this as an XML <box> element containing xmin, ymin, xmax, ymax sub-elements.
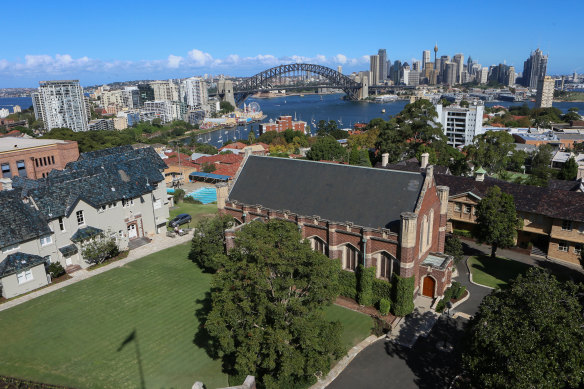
<box><xmin>435</xmin><ymin>174</ymin><xmax>584</xmax><ymax>222</ymax></box>
<box><xmin>229</xmin><ymin>156</ymin><xmax>425</xmax><ymax>231</ymax></box>
<box><xmin>13</xmin><ymin>146</ymin><xmax>166</xmax><ymax>220</ymax></box>
<box><xmin>0</xmin><ymin>252</ymin><xmax>47</xmax><ymax>277</ymax></box>
<box><xmin>0</xmin><ymin>190</ymin><xmax>51</xmax><ymax>249</ymax></box>
<box><xmin>376</xmin><ymin>157</ymin><xmax>450</xmax><ymax>175</ymax></box>
<box><xmin>58</xmin><ymin>244</ymin><xmax>78</xmax><ymax>256</ymax></box>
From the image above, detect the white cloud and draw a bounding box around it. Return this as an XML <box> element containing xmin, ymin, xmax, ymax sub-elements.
<box><xmin>187</xmin><ymin>49</ymin><xmax>213</xmax><ymax>66</ymax></box>
<box><xmin>167</xmin><ymin>55</ymin><xmax>183</xmax><ymax>68</ymax></box>
<box><xmin>333</xmin><ymin>54</ymin><xmax>347</xmax><ymax>64</ymax></box>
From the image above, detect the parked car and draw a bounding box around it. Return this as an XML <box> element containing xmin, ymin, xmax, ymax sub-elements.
<box><xmin>169</xmin><ymin>213</ymin><xmax>192</xmax><ymax>227</ymax></box>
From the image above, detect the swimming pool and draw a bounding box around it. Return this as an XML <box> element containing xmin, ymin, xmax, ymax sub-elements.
<box><xmin>186</xmin><ymin>187</ymin><xmax>217</xmax><ymax>204</ymax></box>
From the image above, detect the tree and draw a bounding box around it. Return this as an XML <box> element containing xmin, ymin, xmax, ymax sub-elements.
<box><xmin>247</xmin><ymin>130</ymin><xmax>256</xmax><ymax>144</ymax></box>
<box><xmin>189</xmin><ymin>214</ymin><xmax>233</xmax><ymax>272</ymax></box>
<box><xmin>463</xmin><ymin>268</ymin><xmax>584</xmax><ymax>388</ymax></box>
<box><xmin>219</xmin><ymin>101</ymin><xmax>235</xmax><ymax>113</ymax></box>
<box><xmin>81</xmin><ymin>234</ymin><xmax>120</xmax><ymax>265</ymax></box>
<box><xmin>507</xmin><ymin>149</ymin><xmax>528</xmax><ymax>172</ymax></box>
<box><xmin>465</xmin><ymin>131</ymin><xmax>515</xmax><ymax>173</ymax></box>
<box><xmin>201</xmin><ymin>162</ymin><xmax>216</xmax><ymax>173</ymax></box>
<box><xmin>530</xmin><ymin>144</ymin><xmax>553</xmax><ymax>185</ymax></box>
<box><xmin>204</xmin><ymin>220</ymin><xmax>344</xmax><ymax>388</ymax></box>
<box><xmin>444</xmin><ymin>235</ymin><xmax>464</xmax><ymax>265</ymax></box>
<box><xmin>558</xmin><ymin>156</ymin><xmax>578</xmax><ymax>181</ymax></box>
<box><xmin>475</xmin><ymin>186</ymin><xmax>523</xmax><ymax>258</ymax></box>
<box><xmin>306</xmin><ymin>135</ymin><xmax>346</xmax><ymax>161</ymax></box>
<box><xmin>375</xmin><ymin>118</ymin><xmax>405</xmax><ymax>163</ymax></box>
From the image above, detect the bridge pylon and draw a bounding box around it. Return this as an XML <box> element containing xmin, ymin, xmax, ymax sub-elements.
<box><xmin>217</xmin><ymin>79</ymin><xmax>236</xmax><ymax>108</ymax></box>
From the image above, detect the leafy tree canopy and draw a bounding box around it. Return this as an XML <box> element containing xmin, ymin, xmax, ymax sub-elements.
<box><xmin>188</xmin><ymin>214</ymin><xmax>233</xmax><ymax>272</ymax></box>
<box><xmin>474</xmin><ymin>186</ymin><xmax>523</xmax><ymax>258</ymax></box>
<box><xmin>530</xmin><ymin>144</ymin><xmax>554</xmax><ymax>185</ymax></box>
<box><xmin>205</xmin><ymin>220</ymin><xmax>343</xmax><ymax>388</ymax></box>
<box><xmin>558</xmin><ymin>156</ymin><xmax>579</xmax><ymax>181</ymax></box>
<box><xmin>463</xmin><ymin>268</ymin><xmax>584</xmax><ymax>389</ymax></box>
<box><xmin>464</xmin><ymin>131</ymin><xmax>515</xmax><ymax>173</ymax></box>
<box><xmin>306</xmin><ymin>135</ymin><xmax>346</xmax><ymax>162</ymax></box>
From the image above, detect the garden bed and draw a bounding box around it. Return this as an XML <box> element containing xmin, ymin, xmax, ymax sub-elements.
<box><xmin>0</xmin><ymin>274</ymin><xmax>72</xmax><ymax>305</ymax></box>
<box><xmin>87</xmin><ymin>250</ymin><xmax>130</xmax><ymax>271</ymax></box>
<box><xmin>335</xmin><ymin>295</ymin><xmax>397</xmax><ymax>325</ymax></box>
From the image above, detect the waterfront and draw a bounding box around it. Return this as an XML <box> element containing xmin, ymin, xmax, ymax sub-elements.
<box><xmin>2</xmin><ymin>95</ymin><xmax>584</xmax><ymax>149</ymax></box>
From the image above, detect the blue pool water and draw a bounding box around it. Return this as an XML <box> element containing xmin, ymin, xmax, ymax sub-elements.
<box><xmin>187</xmin><ymin>187</ymin><xmax>217</xmax><ymax>204</ymax></box>
<box><xmin>166</xmin><ymin>188</ymin><xmax>175</xmax><ymax>193</ymax></box>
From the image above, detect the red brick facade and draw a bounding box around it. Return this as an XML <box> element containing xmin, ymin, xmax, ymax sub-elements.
<box><xmin>259</xmin><ymin>116</ymin><xmax>306</xmax><ymax>134</ymax></box>
<box><xmin>220</xmin><ymin>168</ymin><xmax>453</xmax><ymax>299</ymax></box>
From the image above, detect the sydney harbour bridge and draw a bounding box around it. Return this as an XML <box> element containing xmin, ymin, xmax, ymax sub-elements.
<box><xmin>214</xmin><ymin>63</ymin><xmax>412</xmax><ymax>106</ymax></box>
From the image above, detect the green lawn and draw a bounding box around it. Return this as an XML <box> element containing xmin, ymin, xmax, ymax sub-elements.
<box><xmin>0</xmin><ymin>243</ymin><xmax>372</xmax><ymax>388</ymax></box>
<box><xmin>169</xmin><ymin>202</ymin><xmax>218</xmax><ymax>228</ymax></box>
<box><xmin>468</xmin><ymin>255</ymin><xmax>532</xmax><ymax>289</ymax></box>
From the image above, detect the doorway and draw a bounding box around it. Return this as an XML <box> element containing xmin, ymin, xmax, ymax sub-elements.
<box><xmin>422</xmin><ymin>276</ymin><xmax>435</xmax><ymax>298</ymax></box>
<box><xmin>127</xmin><ymin>223</ymin><xmax>138</xmax><ymax>239</ymax></box>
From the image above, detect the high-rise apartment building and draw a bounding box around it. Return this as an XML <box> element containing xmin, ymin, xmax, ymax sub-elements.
<box><xmin>422</xmin><ymin>50</ymin><xmax>431</xmax><ymax>70</ymax></box>
<box><xmin>508</xmin><ymin>66</ymin><xmax>516</xmax><ymax>86</ymax></box>
<box><xmin>122</xmin><ymin>87</ymin><xmax>140</xmax><ymax>109</ymax></box>
<box><xmin>439</xmin><ymin>55</ymin><xmax>450</xmax><ymax>82</ymax></box>
<box><xmin>378</xmin><ymin>49</ymin><xmax>388</xmax><ymax>83</ymax></box>
<box><xmin>151</xmin><ymin>80</ymin><xmax>180</xmax><ymax>102</ymax></box>
<box><xmin>138</xmin><ymin>84</ymin><xmax>154</xmax><ymax>105</ymax></box>
<box><xmin>369</xmin><ymin>55</ymin><xmax>380</xmax><ymax>85</ymax></box>
<box><xmin>453</xmin><ymin>54</ymin><xmax>464</xmax><ymax>84</ymax></box>
<box><xmin>535</xmin><ymin>76</ymin><xmax>554</xmax><ymax>108</ymax></box>
<box><xmin>181</xmin><ymin>77</ymin><xmax>208</xmax><ymax>108</ymax></box>
<box><xmin>436</xmin><ymin>103</ymin><xmax>484</xmax><ymax>147</ymax></box>
<box><xmin>478</xmin><ymin>67</ymin><xmax>488</xmax><ymax>84</ymax></box>
<box><xmin>390</xmin><ymin>60</ymin><xmax>402</xmax><ymax>85</ymax></box>
<box><xmin>522</xmin><ymin>48</ymin><xmax>548</xmax><ymax>89</ymax></box>
<box><xmin>444</xmin><ymin>62</ymin><xmax>457</xmax><ymax>85</ymax></box>
<box><xmin>32</xmin><ymin>80</ymin><xmax>88</xmax><ymax>132</ymax></box>
<box><xmin>143</xmin><ymin>100</ymin><xmax>173</xmax><ymax>123</ymax></box>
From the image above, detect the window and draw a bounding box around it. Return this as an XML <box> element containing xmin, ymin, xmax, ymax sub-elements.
<box><xmin>344</xmin><ymin>245</ymin><xmax>358</xmax><ymax>271</ymax></box>
<box><xmin>574</xmin><ymin>244</ymin><xmax>582</xmax><ymax>255</ymax></box>
<box><xmin>16</xmin><ymin>160</ymin><xmax>27</xmax><ymax>178</ymax></box>
<box><xmin>312</xmin><ymin>237</ymin><xmax>327</xmax><ymax>255</ymax></box>
<box><xmin>39</xmin><ymin>235</ymin><xmax>52</xmax><ymax>246</ymax></box>
<box><xmin>454</xmin><ymin>203</ymin><xmax>462</xmax><ymax>212</ymax></box>
<box><xmin>379</xmin><ymin>252</ymin><xmax>398</xmax><ymax>279</ymax></box>
<box><xmin>153</xmin><ymin>199</ymin><xmax>162</xmax><ymax>209</ymax></box>
<box><xmin>35</xmin><ymin>158</ymin><xmax>39</xmax><ymax>167</ymax></box>
<box><xmin>558</xmin><ymin>241</ymin><xmax>568</xmax><ymax>252</ymax></box>
<box><xmin>43</xmin><ymin>157</ymin><xmax>48</xmax><ymax>166</ymax></box>
<box><xmin>17</xmin><ymin>269</ymin><xmax>34</xmax><ymax>284</ymax></box>
<box><xmin>76</xmin><ymin>210</ymin><xmax>85</xmax><ymax>226</ymax></box>
<box><xmin>1</xmin><ymin>243</ymin><xmax>19</xmax><ymax>253</ymax></box>
<box><xmin>1</xmin><ymin>163</ymin><xmax>11</xmax><ymax>178</ymax></box>
<box><xmin>58</xmin><ymin>217</ymin><xmax>65</xmax><ymax>231</ymax></box>
<box><xmin>464</xmin><ymin>205</ymin><xmax>472</xmax><ymax>214</ymax></box>
<box><xmin>122</xmin><ymin>198</ymin><xmax>134</xmax><ymax>208</ymax></box>
<box><xmin>51</xmin><ymin>156</ymin><xmax>55</xmax><ymax>164</ymax></box>
<box><xmin>562</xmin><ymin>220</ymin><xmax>572</xmax><ymax>231</ymax></box>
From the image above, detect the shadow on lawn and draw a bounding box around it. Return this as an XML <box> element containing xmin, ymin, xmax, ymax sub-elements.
<box><xmin>193</xmin><ymin>291</ymin><xmax>219</xmax><ymax>359</ymax></box>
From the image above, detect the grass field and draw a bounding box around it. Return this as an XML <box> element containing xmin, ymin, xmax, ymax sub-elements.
<box><xmin>468</xmin><ymin>255</ymin><xmax>532</xmax><ymax>289</ymax></box>
<box><xmin>0</xmin><ymin>243</ymin><xmax>372</xmax><ymax>388</ymax></box>
<box><xmin>168</xmin><ymin>201</ymin><xmax>218</xmax><ymax>228</ymax></box>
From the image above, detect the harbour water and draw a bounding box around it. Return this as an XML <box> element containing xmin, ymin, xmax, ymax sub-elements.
<box><xmin>2</xmin><ymin>95</ymin><xmax>583</xmax><ymax>149</ymax></box>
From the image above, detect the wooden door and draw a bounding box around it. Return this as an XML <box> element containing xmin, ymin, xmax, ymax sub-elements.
<box><xmin>422</xmin><ymin>276</ymin><xmax>435</xmax><ymax>298</ymax></box>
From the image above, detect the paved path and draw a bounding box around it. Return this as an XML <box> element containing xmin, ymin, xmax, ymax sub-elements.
<box><xmin>450</xmin><ymin>256</ymin><xmax>492</xmax><ymax>317</ymax></box>
<box><xmin>389</xmin><ymin>297</ymin><xmax>439</xmax><ymax>348</ymax></box>
<box><xmin>0</xmin><ymin>233</ymin><xmax>193</xmax><ymax>312</ymax></box>
<box><xmin>329</xmin><ymin>316</ymin><xmax>467</xmax><ymax>389</ymax></box>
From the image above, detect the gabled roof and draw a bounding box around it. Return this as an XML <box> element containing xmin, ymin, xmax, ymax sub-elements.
<box><xmin>0</xmin><ymin>252</ymin><xmax>47</xmax><ymax>277</ymax></box>
<box><xmin>0</xmin><ymin>190</ymin><xmax>51</xmax><ymax>249</ymax></box>
<box><xmin>13</xmin><ymin>146</ymin><xmax>166</xmax><ymax>220</ymax></box>
<box><xmin>435</xmin><ymin>174</ymin><xmax>584</xmax><ymax>222</ymax></box>
<box><xmin>71</xmin><ymin>226</ymin><xmax>103</xmax><ymax>242</ymax></box>
<box><xmin>229</xmin><ymin>156</ymin><xmax>425</xmax><ymax>231</ymax></box>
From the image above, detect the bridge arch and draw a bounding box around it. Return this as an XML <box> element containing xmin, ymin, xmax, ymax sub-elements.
<box><xmin>229</xmin><ymin>63</ymin><xmax>364</xmax><ymax>105</ymax></box>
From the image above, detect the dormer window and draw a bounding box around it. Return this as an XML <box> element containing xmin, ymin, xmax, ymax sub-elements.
<box><xmin>562</xmin><ymin>220</ymin><xmax>572</xmax><ymax>231</ymax></box>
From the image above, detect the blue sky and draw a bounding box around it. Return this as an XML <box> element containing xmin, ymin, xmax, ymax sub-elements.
<box><xmin>1</xmin><ymin>0</ymin><xmax>583</xmax><ymax>87</ymax></box>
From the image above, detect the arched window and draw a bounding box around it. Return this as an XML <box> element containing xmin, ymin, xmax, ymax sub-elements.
<box><xmin>420</xmin><ymin>215</ymin><xmax>428</xmax><ymax>254</ymax></box>
<box><xmin>344</xmin><ymin>245</ymin><xmax>358</xmax><ymax>271</ymax></box>
<box><xmin>379</xmin><ymin>252</ymin><xmax>399</xmax><ymax>280</ymax></box>
<box><xmin>311</xmin><ymin>237</ymin><xmax>327</xmax><ymax>256</ymax></box>
<box><xmin>427</xmin><ymin>209</ymin><xmax>434</xmax><ymax>249</ymax></box>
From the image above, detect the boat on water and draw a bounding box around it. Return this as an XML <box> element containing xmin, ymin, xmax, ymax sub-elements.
<box><xmin>300</xmin><ymin>94</ymin><xmax>304</xmax><ymax>97</ymax></box>
<box><xmin>381</xmin><ymin>109</ymin><xmax>386</xmax><ymax>113</ymax></box>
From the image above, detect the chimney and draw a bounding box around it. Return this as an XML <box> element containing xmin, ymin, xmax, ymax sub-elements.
<box><xmin>420</xmin><ymin>152</ymin><xmax>429</xmax><ymax>169</ymax></box>
<box><xmin>0</xmin><ymin>178</ymin><xmax>12</xmax><ymax>191</ymax></box>
<box><xmin>216</xmin><ymin>183</ymin><xmax>229</xmax><ymax>210</ymax></box>
<box><xmin>578</xmin><ymin>165</ymin><xmax>584</xmax><ymax>181</ymax></box>
<box><xmin>381</xmin><ymin>153</ymin><xmax>389</xmax><ymax>167</ymax></box>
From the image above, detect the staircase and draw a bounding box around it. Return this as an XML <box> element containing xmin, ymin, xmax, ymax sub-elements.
<box><xmin>530</xmin><ymin>246</ymin><xmax>547</xmax><ymax>258</ymax></box>
<box><xmin>128</xmin><ymin>237</ymin><xmax>151</xmax><ymax>250</ymax></box>
<box><xmin>65</xmin><ymin>265</ymin><xmax>82</xmax><ymax>274</ymax></box>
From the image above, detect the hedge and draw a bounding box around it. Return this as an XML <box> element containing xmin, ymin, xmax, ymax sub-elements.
<box><xmin>453</xmin><ymin>229</ymin><xmax>472</xmax><ymax>238</ymax></box>
<box><xmin>357</xmin><ymin>265</ymin><xmax>375</xmax><ymax>306</ymax></box>
<box><xmin>392</xmin><ymin>274</ymin><xmax>415</xmax><ymax>316</ymax></box>
<box><xmin>372</xmin><ymin>278</ymin><xmax>392</xmax><ymax>304</ymax></box>
<box><xmin>338</xmin><ymin>270</ymin><xmax>357</xmax><ymax>299</ymax></box>
<box><xmin>379</xmin><ymin>298</ymin><xmax>391</xmax><ymax>316</ymax></box>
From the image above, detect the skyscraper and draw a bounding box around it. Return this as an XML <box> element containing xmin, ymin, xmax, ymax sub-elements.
<box><xmin>522</xmin><ymin>48</ymin><xmax>548</xmax><ymax>89</ymax></box>
<box><xmin>444</xmin><ymin>62</ymin><xmax>457</xmax><ymax>86</ymax></box>
<box><xmin>422</xmin><ymin>50</ymin><xmax>431</xmax><ymax>70</ymax></box>
<box><xmin>378</xmin><ymin>49</ymin><xmax>388</xmax><ymax>83</ymax></box>
<box><xmin>370</xmin><ymin>55</ymin><xmax>380</xmax><ymax>85</ymax></box>
<box><xmin>453</xmin><ymin>54</ymin><xmax>464</xmax><ymax>84</ymax></box>
<box><xmin>535</xmin><ymin>76</ymin><xmax>554</xmax><ymax>108</ymax></box>
<box><xmin>181</xmin><ymin>77</ymin><xmax>208</xmax><ymax>108</ymax></box>
<box><xmin>390</xmin><ymin>60</ymin><xmax>402</xmax><ymax>85</ymax></box>
<box><xmin>32</xmin><ymin>80</ymin><xmax>88</xmax><ymax>132</ymax></box>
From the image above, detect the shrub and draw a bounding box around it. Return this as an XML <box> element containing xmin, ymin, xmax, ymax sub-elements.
<box><xmin>455</xmin><ymin>285</ymin><xmax>467</xmax><ymax>300</ymax></box>
<box><xmin>453</xmin><ymin>229</ymin><xmax>472</xmax><ymax>238</ymax></box>
<box><xmin>173</xmin><ymin>188</ymin><xmax>185</xmax><ymax>204</ymax></box>
<box><xmin>379</xmin><ymin>298</ymin><xmax>391</xmax><ymax>316</ymax></box>
<box><xmin>47</xmin><ymin>262</ymin><xmax>66</xmax><ymax>279</ymax></box>
<box><xmin>372</xmin><ymin>316</ymin><xmax>391</xmax><ymax>336</ymax></box>
<box><xmin>338</xmin><ymin>270</ymin><xmax>357</xmax><ymax>299</ymax></box>
<box><xmin>449</xmin><ymin>282</ymin><xmax>461</xmax><ymax>300</ymax></box>
<box><xmin>372</xmin><ymin>278</ymin><xmax>392</xmax><ymax>304</ymax></box>
<box><xmin>357</xmin><ymin>265</ymin><xmax>375</xmax><ymax>306</ymax></box>
<box><xmin>436</xmin><ymin>299</ymin><xmax>447</xmax><ymax>313</ymax></box>
<box><xmin>445</xmin><ymin>235</ymin><xmax>464</xmax><ymax>264</ymax></box>
<box><xmin>81</xmin><ymin>235</ymin><xmax>120</xmax><ymax>265</ymax></box>
<box><xmin>183</xmin><ymin>196</ymin><xmax>202</xmax><ymax>204</ymax></box>
<box><xmin>391</xmin><ymin>275</ymin><xmax>415</xmax><ymax>316</ymax></box>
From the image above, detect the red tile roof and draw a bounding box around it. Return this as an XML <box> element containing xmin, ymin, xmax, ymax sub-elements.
<box><xmin>194</xmin><ymin>153</ymin><xmax>244</xmax><ymax>165</ymax></box>
<box><xmin>219</xmin><ymin>142</ymin><xmax>247</xmax><ymax>151</ymax></box>
<box><xmin>164</xmin><ymin>152</ymin><xmax>197</xmax><ymax>167</ymax></box>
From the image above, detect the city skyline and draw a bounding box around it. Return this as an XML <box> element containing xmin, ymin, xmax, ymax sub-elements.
<box><xmin>1</xmin><ymin>0</ymin><xmax>583</xmax><ymax>87</ymax></box>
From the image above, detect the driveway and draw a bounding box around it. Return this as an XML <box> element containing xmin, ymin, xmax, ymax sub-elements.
<box><xmin>328</xmin><ymin>316</ymin><xmax>466</xmax><ymax>389</ymax></box>
<box><xmin>451</xmin><ymin>255</ymin><xmax>492</xmax><ymax>317</ymax></box>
